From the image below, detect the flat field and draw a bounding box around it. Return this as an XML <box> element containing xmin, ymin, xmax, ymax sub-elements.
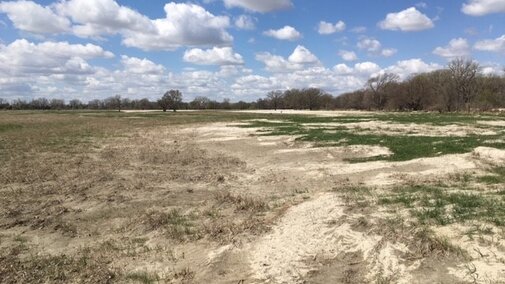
<box><xmin>1</xmin><ymin>110</ymin><xmax>505</xmax><ymax>283</ymax></box>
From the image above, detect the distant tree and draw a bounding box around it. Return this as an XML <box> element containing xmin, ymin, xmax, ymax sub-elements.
<box><xmin>304</xmin><ymin>88</ymin><xmax>323</xmax><ymax>110</ymax></box>
<box><xmin>221</xmin><ymin>98</ymin><xmax>231</xmax><ymax>110</ymax></box>
<box><xmin>88</xmin><ymin>99</ymin><xmax>103</xmax><ymax>110</ymax></box>
<box><xmin>113</xmin><ymin>95</ymin><xmax>122</xmax><ymax>112</ymax></box>
<box><xmin>234</xmin><ymin>100</ymin><xmax>250</xmax><ymax>110</ymax></box>
<box><xmin>159</xmin><ymin>90</ymin><xmax>183</xmax><ymax>112</ymax></box>
<box><xmin>319</xmin><ymin>93</ymin><xmax>335</xmax><ymax>109</ymax></box>
<box><xmin>267</xmin><ymin>90</ymin><xmax>284</xmax><ymax>110</ymax></box>
<box><xmin>475</xmin><ymin>75</ymin><xmax>505</xmax><ymax>110</ymax></box>
<box><xmin>69</xmin><ymin>99</ymin><xmax>83</xmax><ymax>110</ymax></box>
<box><xmin>50</xmin><ymin>99</ymin><xmax>65</xmax><ymax>110</ymax></box>
<box><xmin>404</xmin><ymin>74</ymin><xmax>430</xmax><ymax>111</ymax></box>
<box><xmin>0</xmin><ymin>98</ymin><xmax>10</xmax><ymax>109</ymax></box>
<box><xmin>30</xmin><ymin>98</ymin><xmax>50</xmax><ymax>110</ymax></box>
<box><xmin>428</xmin><ymin>70</ymin><xmax>456</xmax><ymax>112</ymax></box>
<box><xmin>121</xmin><ymin>97</ymin><xmax>131</xmax><ymax>110</ymax></box>
<box><xmin>137</xmin><ymin>98</ymin><xmax>151</xmax><ymax>110</ymax></box>
<box><xmin>189</xmin><ymin>96</ymin><xmax>211</xmax><ymax>109</ymax></box>
<box><xmin>366</xmin><ymin>73</ymin><xmax>400</xmax><ymax>109</ymax></box>
<box><xmin>11</xmin><ymin>99</ymin><xmax>27</xmax><ymax>110</ymax></box>
<box><xmin>103</xmin><ymin>95</ymin><xmax>122</xmax><ymax>111</ymax></box>
<box><xmin>448</xmin><ymin>58</ymin><xmax>479</xmax><ymax>111</ymax></box>
<box><xmin>284</xmin><ymin>89</ymin><xmax>303</xmax><ymax>109</ymax></box>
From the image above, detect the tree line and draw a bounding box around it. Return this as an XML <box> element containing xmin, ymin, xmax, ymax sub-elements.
<box><xmin>335</xmin><ymin>59</ymin><xmax>505</xmax><ymax>112</ymax></box>
<box><xmin>1</xmin><ymin>58</ymin><xmax>504</xmax><ymax>112</ymax></box>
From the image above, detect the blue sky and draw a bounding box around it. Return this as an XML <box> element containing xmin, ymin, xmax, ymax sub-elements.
<box><xmin>0</xmin><ymin>0</ymin><xmax>504</xmax><ymax>102</ymax></box>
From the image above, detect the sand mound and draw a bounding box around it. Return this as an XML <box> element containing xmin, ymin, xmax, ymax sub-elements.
<box><xmin>248</xmin><ymin>193</ymin><xmax>418</xmax><ymax>283</ymax></box>
<box><xmin>473</xmin><ymin>147</ymin><xmax>505</xmax><ymax>166</ymax></box>
<box><xmin>477</xmin><ymin>120</ymin><xmax>505</xmax><ymax>127</ymax></box>
<box><xmin>435</xmin><ymin>225</ymin><xmax>505</xmax><ymax>283</ymax></box>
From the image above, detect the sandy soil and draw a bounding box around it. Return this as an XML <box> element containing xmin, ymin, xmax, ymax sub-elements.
<box><xmin>2</xmin><ymin>113</ymin><xmax>505</xmax><ymax>283</ymax></box>
<box><xmin>304</xmin><ymin>121</ymin><xmax>499</xmax><ymax>137</ymax></box>
<box><xmin>182</xmin><ymin>122</ymin><xmax>505</xmax><ymax>283</ymax></box>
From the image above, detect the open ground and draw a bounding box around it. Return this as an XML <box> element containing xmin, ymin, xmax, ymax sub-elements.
<box><xmin>1</xmin><ymin>110</ymin><xmax>505</xmax><ymax>283</ymax></box>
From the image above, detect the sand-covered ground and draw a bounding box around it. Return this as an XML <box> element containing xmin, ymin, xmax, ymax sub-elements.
<box><xmin>1</xmin><ymin>110</ymin><xmax>505</xmax><ymax>283</ymax></box>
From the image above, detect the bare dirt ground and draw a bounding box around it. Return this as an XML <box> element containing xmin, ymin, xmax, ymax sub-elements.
<box><xmin>1</xmin><ymin>111</ymin><xmax>505</xmax><ymax>283</ymax></box>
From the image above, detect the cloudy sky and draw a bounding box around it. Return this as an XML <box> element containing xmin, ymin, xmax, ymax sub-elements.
<box><xmin>0</xmin><ymin>0</ymin><xmax>504</xmax><ymax>102</ymax></box>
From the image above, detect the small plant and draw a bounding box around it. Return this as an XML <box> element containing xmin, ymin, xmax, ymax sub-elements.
<box><xmin>173</xmin><ymin>268</ymin><xmax>195</xmax><ymax>280</ymax></box>
<box><xmin>410</xmin><ymin>227</ymin><xmax>467</xmax><ymax>259</ymax></box>
<box><xmin>214</xmin><ymin>191</ymin><xmax>268</xmax><ymax>212</ymax></box>
<box><xmin>125</xmin><ymin>271</ymin><xmax>160</xmax><ymax>284</ymax></box>
<box><xmin>143</xmin><ymin>209</ymin><xmax>200</xmax><ymax>241</ymax></box>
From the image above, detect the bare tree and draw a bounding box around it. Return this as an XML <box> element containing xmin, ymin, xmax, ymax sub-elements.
<box><xmin>0</xmin><ymin>98</ymin><xmax>9</xmax><ymax>109</ymax></box>
<box><xmin>88</xmin><ymin>99</ymin><xmax>103</xmax><ymax>110</ymax></box>
<box><xmin>50</xmin><ymin>99</ymin><xmax>65</xmax><ymax>110</ymax></box>
<box><xmin>69</xmin><ymin>99</ymin><xmax>83</xmax><ymax>110</ymax></box>
<box><xmin>448</xmin><ymin>58</ymin><xmax>479</xmax><ymax>111</ymax></box>
<box><xmin>113</xmin><ymin>95</ymin><xmax>122</xmax><ymax>112</ymax></box>
<box><xmin>267</xmin><ymin>90</ymin><xmax>284</xmax><ymax>110</ymax></box>
<box><xmin>402</xmin><ymin>74</ymin><xmax>431</xmax><ymax>111</ymax></box>
<box><xmin>366</xmin><ymin>73</ymin><xmax>399</xmax><ymax>109</ymax></box>
<box><xmin>189</xmin><ymin>96</ymin><xmax>211</xmax><ymax>110</ymax></box>
<box><xmin>30</xmin><ymin>98</ymin><xmax>50</xmax><ymax>110</ymax></box>
<box><xmin>304</xmin><ymin>88</ymin><xmax>322</xmax><ymax>110</ymax></box>
<box><xmin>427</xmin><ymin>70</ymin><xmax>456</xmax><ymax>112</ymax></box>
<box><xmin>159</xmin><ymin>90</ymin><xmax>183</xmax><ymax>112</ymax></box>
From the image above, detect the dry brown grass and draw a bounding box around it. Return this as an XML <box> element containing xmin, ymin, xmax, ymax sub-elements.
<box><xmin>214</xmin><ymin>190</ymin><xmax>269</xmax><ymax>212</ymax></box>
<box><xmin>0</xmin><ymin>245</ymin><xmax>116</xmax><ymax>284</ymax></box>
<box><xmin>0</xmin><ymin>111</ymin><xmax>263</xmax><ymax>282</ymax></box>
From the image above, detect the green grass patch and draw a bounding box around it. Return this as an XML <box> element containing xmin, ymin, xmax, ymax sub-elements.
<box><xmin>478</xmin><ymin>167</ymin><xmax>505</xmax><ymax>185</ymax></box>
<box><xmin>241</xmin><ymin>112</ymin><xmax>505</xmax><ymax>162</ymax></box>
<box><xmin>380</xmin><ymin>185</ymin><xmax>505</xmax><ymax>226</ymax></box>
<box><xmin>144</xmin><ymin>208</ymin><xmax>199</xmax><ymax>241</ymax></box>
<box><xmin>0</xmin><ymin>123</ymin><xmax>22</xmax><ymax>133</ymax></box>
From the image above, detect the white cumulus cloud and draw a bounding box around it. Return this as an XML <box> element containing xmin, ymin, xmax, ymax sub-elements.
<box><xmin>223</xmin><ymin>0</ymin><xmax>292</xmax><ymax>13</ymax></box>
<box><xmin>338</xmin><ymin>50</ymin><xmax>358</xmax><ymax>61</ymax></box>
<box><xmin>121</xmin><ymin>2</ymin><xmax>232</xmax><ymax>51</ymax></box>
<box><xmin>433</xmin><ymin>38</ymin><xmax>471</xmax><ymax>59</ymax></box>
<box><xmin>462</xmin><ymin>0</ymin><xmax>505</xmax><ymax>16</ymax></box>
<box><xmin>235</xmin><ymin>14</ymin><xmax>256</xmax><ymax>30</ymax></box>
<box><xmin>474</xmin><ymin>35</ymin><xmax>505</xmax><ymax>53</ymax></box>
<box><xmin>354</xmin><ymin>62</ymin><xmax>381</xmax><ymax>74</ymax></box>
<box><xmin>183</xmin><ymin>47</ymin><xmax>244</xmax><ymax>65</ymax></box>
<box><xmin>379</xmin><ymin>7</ymin><xmax>434</xmax><ymax>31</ymax></box>
<box><xmin>288</xmin><ymin>45</ymin><xmax>319</xmax><ymax>64</ymax></box>
<box><xmin>357</xmin><ymin>37</ymin><xmax>382</xmax><ymax>52</ymax></box>
<box><xmin>1</xmin><ymin>1</ymin><xmax>233</xmax><ymax>51</ymax></box>
<box><xmin>263</xmin><ymin>25</ymin><xmax>301</xmax><ymax>41</ymax></box>
<box><xmin>55</xmin><ymin>0</ymin><xmax>153</xmax><ymax>38</ymax></box>
<box><xmin>318</xmin><ymin>21</ymin><xmax>345</xmax><ymax>35</ymax></box>
<box><xmin>256</xmin><ymin>45</ymin><xmax>319</xmax><ymax>72</ymax></box>
<box><xmin>357</xmin><ymin>37</ymin><xmax>397</xmax><ymax>57</ymax></box>
<box><xmin>120</xmin><ymin>56</ymin><xmax>165</xmax><ymax>74</ymax></box>
<box><xmin>381</xmin><ymin>48</ymin><xmax>398</xmax><ymax>57</ymax></box>
<box><xmin>0</xmin><ymin>39</ymin><xmax>113</xmax><ymax>71</ymax></box>
<box><xmin>382</xmin><ymin>59</ymin><xmax>441</xmax><ymax>79</ymax></box>
<box><xmin>0</xmin><ymin>0</ymin><xmax>71</xmax><ymax>34</ymax></box>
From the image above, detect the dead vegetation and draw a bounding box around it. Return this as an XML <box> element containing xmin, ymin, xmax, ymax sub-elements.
<box><xmin>0</xmin><ymin>112</ymin><xmax>267</xmax><ymax>282</ymax></box>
